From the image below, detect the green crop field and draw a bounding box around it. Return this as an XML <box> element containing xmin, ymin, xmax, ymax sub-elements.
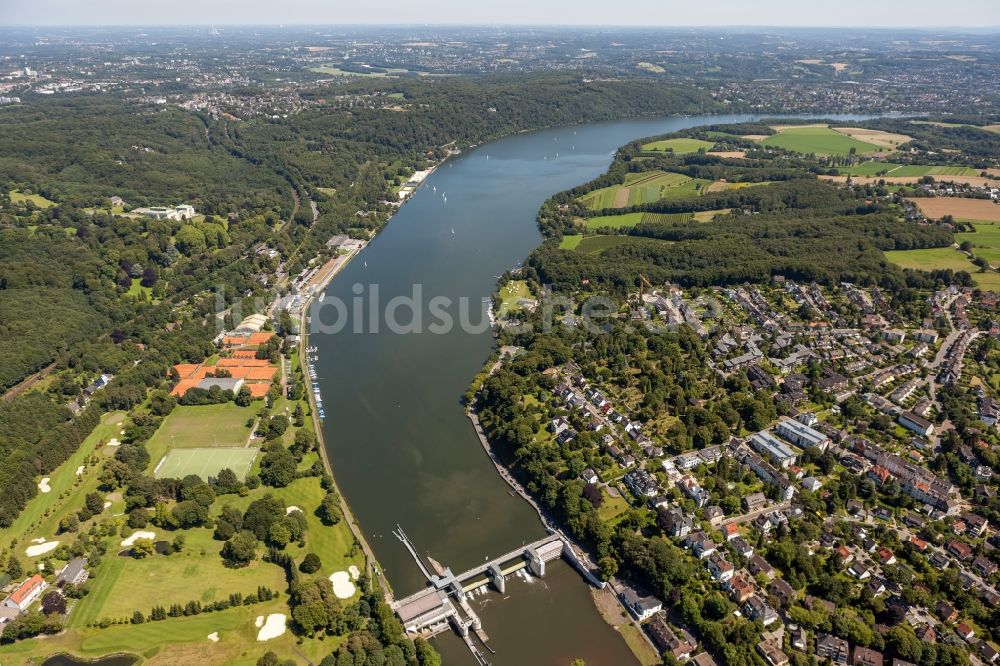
<box><xmin>641</xmin><ymin>138</ymin><xmax>714</xmax><ymax>154</ymax></box>
<box><xmin>153</xmin><ymin>447</ymin><xmax>259</xmax><ymax>481</ymax></box>
<box><xmin>884</xmin><ymin>247</ymin><xmax>974</xmax><ymax>272</ymax></box>
<box><xmin>761</xmin><ymin>126</ymin><xmax>881</xmax><ymax>156</ymax></box>
<box><xmin>578</xmin><ymin>171</ymin><xmax>710</xmax><ymax>210</ymax></box>
<box><xmin>639</xmin><ymin>212</ymin><xmax>695</xmax><ymax>224</ymax></box>
<box><xmin>586</xmin><ymin>212</ymin><xmax>647</xmax><ymax>230</ymax></box>
<box><xmin>840</xmin><ymin>162</ymin><xmax>980</xmax><ymax>177</ymax></box>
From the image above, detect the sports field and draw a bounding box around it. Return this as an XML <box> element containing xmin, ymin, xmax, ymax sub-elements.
<box><xmin>759</xmin><ymin>125</ymin><xmax>881</xmax><ymax>156</ymax></box>
<box><xmin>153</xmin><ymin>447</ymin><xmax>259</xmax><ymax>481</ymax></box>
<box><xmin>641</xmin><ymin>138</ymin><xmax>714</xmax><ymax>154</ymax></box>
<box><xmin>146</xmin><ymin>403</ymin><xmax>254</xmax><ymax>463</ymax></box>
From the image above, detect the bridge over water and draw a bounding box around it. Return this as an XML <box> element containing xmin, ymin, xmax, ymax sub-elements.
<box><xmin>390</xmin><ymin>526</ymin><xmax>603</xmax><ymax>665</ymax></box>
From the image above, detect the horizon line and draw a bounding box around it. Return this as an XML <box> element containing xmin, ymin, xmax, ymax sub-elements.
<box><xmin>2</xmin><ymin>23</ymin><xmax>1000</xmax><ymax>31</ymax></box>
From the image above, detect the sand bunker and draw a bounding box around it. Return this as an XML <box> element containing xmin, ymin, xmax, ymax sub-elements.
<box><xmin>256</xmin><ymin>613</ymin><xmax>286</xmax><ymax>641</ymax></box>
<box><xmin>329</xmin><ymin>571</ymin><xmax>356</xmax><ymax>599</ymax></box>
<box><xmin>37</xmin><ymin>478</ymin><xmax>51</xmax><ymax>493</ymax></box>
<box><xmin>255</xmin><ymin>615</ymin><xmax>264</xmax><ymax>628</ymax></box>
<box><xmin>103</xmin><ymin>501</ymin><xmax>112</xmax><ymax>509</ymax></box>
<box><xmin>108</xmin><ymin>438</ymin><xmax>120</xmax><ymax>446</ymax></box>
<box><xmin>25</xmin><ymin>541</ymin><xmax>59</xmax><ymax>557</ymax></box>
<box><xmin>285</xmin><ymin>506</ymin><xmax>302</xmax><ymax>515</ymax></box>
<box><xmin>348</xmin><ymin>565</ymin><xmax>361</xmax><ymax>580</ymax></box>
<box><xmin>207</xmin><ymin>632</ymin><xmax>219</xmax><ymax>642</ymax></box>
<box><xmin>31</xmin><ymin>537</ymin><xmax>46</xmax><ymax>544</ymax></box>
<box><xmin>75</xmin><ymin>466</ymin><xmax>84</xmax><ymax>476</ymax></box>
<box><xmin>120</xmin><ymin>530</ymin><xmax>156</xmax><ymax>547</ymax></box>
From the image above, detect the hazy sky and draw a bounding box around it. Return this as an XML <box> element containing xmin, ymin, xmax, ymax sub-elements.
<box><xmin>2</xmin><ymin>0</ymin><xmax>999</xmax><ymax>28</ymax></box>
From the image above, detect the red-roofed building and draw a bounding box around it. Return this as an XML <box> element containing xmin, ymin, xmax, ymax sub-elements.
<box><xmin>2</xmin><ymin>575</ymin><xmax>48</xmax><ymax>612</ymax></box>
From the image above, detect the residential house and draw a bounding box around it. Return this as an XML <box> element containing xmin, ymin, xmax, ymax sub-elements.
<box><xmin>621</xmin><ymin>589</ymin><xmax>663</xmax><ymax>621</ymax></box>
<box><xmin>730</xmin><ymin>536</ymin><xmax>754</xmax><ymax>559</ymax></box>
<box><xmin>935</xmin><ymin>601</ymin><xmax>958</xmax><ymax>624</ymax></box>
<box><xmin>743</xmin><ymin>595</ymin><xmax>778</xmax><ymax>626</ymax></box>
<box><xmin>724</xmin><ymin>572</ymin><xmax>756</xmax><ymax>603</ymax></box>
<box><xmin>743</xmin><ymin>492</ymin><xmax>768</xmax><ymax>513</ymax></box>
<box><xmin>769</xmin><ymin>577</ymin><xmax>795</xmax><ymax>607</ymax></box>
<box><xmin>707</xmin><ymin>553</ymin><xmax>735</xmax><ymax>582</ymax></box>
<box><xmin>973</xmin><ymin>555</ymin><xmax>998</xmax><ymax>578</ymax></box>
<box><xmin>853</xmin><ymin>647</ymin><xmax>884</xmax><ymax>666</ymax></box>
<box><xmin>659</xmin><ymin>506</ymin><xmax>693</xmax><ymax>539</ymax></box>
<box><xmin>686</xmin><ymin>532</ymin><xmax>717</xmax><ymax>559</ymax></box>
<box><xmin>647</xmin><ymin>616</ymin><xmax>697</xmax><ymax>661</ymax></box>
<box><xmin>748</xmin><ymin>554</ymin><xmax>776</xmax><ymax>579</ymax></box>
<box><xmin>956</xmin><ymin>623</ymin><xmax>976</xmax><ymax>642</ymax></box>
<box><xmin>758</xmin><ymin>640</ymin><xmax>790</xmax><ymax>666</ymax></box>
<box><xmin>817</xmin><ymin>634</ymin><xmax>850</xmax><ymax>665</ymax></box>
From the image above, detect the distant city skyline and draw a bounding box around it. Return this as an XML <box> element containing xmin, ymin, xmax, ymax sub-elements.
<box><xmin>2</xmin><ymin>0</ymin><xmax>999</xmax><ymax>28</ymax></box>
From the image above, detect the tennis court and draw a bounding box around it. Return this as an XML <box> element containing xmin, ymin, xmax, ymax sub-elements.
<box><xmin>153</xmin><ymin>447</ymin><xmax>259</xmax><ymax>481</ymax></box>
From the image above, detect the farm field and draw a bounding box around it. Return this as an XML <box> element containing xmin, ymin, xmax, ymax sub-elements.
<box><xmin>839</xmin><ymin>162</ymin><xmax>980</xmax><ymax>177</ymax></box>
<box><xmin>831</xmin><ymin>127</ymin><xmax>911</xmax><ymax>149</ymax></box>
<box><xmin>907</xmin><ymin>197</ymin><xmax>1000</xmax><ymax>223</ymax></box>
<box><xmin>153</xmin><ymin>447</ymin><xmax>259</xmax><ymax>481</ymax></box>
<box><xmin>884</xmin><ymin>247</ymin><xmax>974</xmax><ymax>272</ymax></box>
<box><xmin>759</xmin><ymin>125</ymin><xmax>881</xmax><ymax>156</ymax></box>
<box><xmin>569</xmin><ymin>235</ymin><xmax>670</xmax><ymax>255</ymax></box>
<box><xmin>9</xmin><ymin>189</ymin><xmax>56</xmax><ymax>208</ymax></box>
<box><xmin>586</xmin><ymin>212</ymin><xmax>647</xmax><ymax>230</ymax></box>
<box><xmin>578</xmin><ymin>171</ymin><xmax>709</xmax><ymax>210</ymax></box>
<box><xmin>641</xmin><ymin>138</ymin><xmax>714</xmax><ymax>154</ymax></box>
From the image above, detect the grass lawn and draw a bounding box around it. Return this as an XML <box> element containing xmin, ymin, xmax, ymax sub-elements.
<box><xmin>316</xmin><ymin>187</ymin><xmax>338</xmax><ymax>197</ymax></box>
<box><xmin>9</xmin><ymin>189</ymin><xmax>56</xmax><ymax>208</ymax></box>
<box><xmin>126</xmin><ymin>278</ymin><xmax>152</xmax><ymax>299</ymax></box>
<box><xmin>957</xmin><ymin>221</ymin><xmax>1000</xmax><ymax>266</ymax></box>
<box><xmin>972</xmin><ymin>271</ymin><xmax>1000</xmax><ymax>292</ymax></box>
<box><xmin>71</xmin><ymin>528</ymin><xmax>286</xmax><ymax>627</ymax></box>
<box><xmin>597</xmin><ymin>490</ymin><xmax>631</xmax><ymax>523</ymax></box>
<box><xmin>497</xmin><ymin>279</ymin><xmax>534</xmax><ymax>316</ymax></box>
<box><xmin>146</xmin><ymin>403</ymin><xmax>255</xmax><ymax>469</ymax></box>
<box><xmin>559</xmin><ymin>234</ymin><xmax>584</xmax><ymax>250</ymax></box>
<box><xmin>153</xmin><ymin>447</ymin><xmax>259</xmax><ymax>481</ymax></box>
<box><xmin>641</xmin><ymin>138</ymin><xmax>714</xmax><ymax>154</ymax></box>
<box><xmin>0</xmin><ymin>411</ymin><xmax>127</xmax><ymax>557</ymax></box>
<box><xmin>884</xmin><ymin>247</ymin><xmax>974</xmax><ymax>272</ymax></box>
<box><xmin>760</xmin><ymin>126</ymin><xmax>880</xmax><ymax>156</ymax></box>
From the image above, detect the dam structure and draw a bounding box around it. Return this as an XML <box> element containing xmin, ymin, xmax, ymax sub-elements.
<box><xmin>390</xmin><ymin>526</ymin><xmax>599</xmax><ymax>664</ymax></box>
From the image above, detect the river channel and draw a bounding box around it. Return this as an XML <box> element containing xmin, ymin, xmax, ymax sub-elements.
<box><xmin>313</xmin><ymin>112</ymin><xmax>875</xmax><ymax>664</ymax></box>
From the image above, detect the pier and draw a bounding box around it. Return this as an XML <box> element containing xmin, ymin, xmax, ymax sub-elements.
<box><xmin>390</xmin><ymin>526</ymin><xmax>598</xmax><ymax>664</ymax></box>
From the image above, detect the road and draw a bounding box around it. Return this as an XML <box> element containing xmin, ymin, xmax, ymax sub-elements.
<box><xmin>721</xmin><ymin>500</ymin><xmax>791</xmax><ymax>526</ymax></box>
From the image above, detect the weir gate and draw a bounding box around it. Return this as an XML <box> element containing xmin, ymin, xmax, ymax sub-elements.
<box><xmin>389</xmin><ymin>526</ymin><xmax>603</xmax><ymax>665</ymax></box>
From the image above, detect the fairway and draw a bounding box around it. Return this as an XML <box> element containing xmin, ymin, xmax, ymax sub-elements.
<box><xmin>641</xmin><ymin>138</ymin><xmax>714</xmax><ymax>154</ymax></box>
<box><xmin>154</xmin><ymin>447</ymin><xmax>259</xmax><ymax>481</ymax></box>
<box><xmin>760</xmin><ymin>125</ymin><xmax>881</xmax><ymax>156</ymax></box>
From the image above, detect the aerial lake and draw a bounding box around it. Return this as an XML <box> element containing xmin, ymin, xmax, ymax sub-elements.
<box><xmin>313</xmin><ymin>112</ymin><xmax>876</xmax><ymax>664</ymax></box>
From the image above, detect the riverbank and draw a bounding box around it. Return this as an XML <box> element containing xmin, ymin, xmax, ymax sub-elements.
<box><xmin>295</xmin><ymin>243</ymin><xmax>393</xmax><ymax>601</ymax></box>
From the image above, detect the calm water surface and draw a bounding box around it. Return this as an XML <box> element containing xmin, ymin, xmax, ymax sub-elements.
<box><xmin>314</xmin><ymin>113</ymin><xmax>875</xmax><ymax>664</ymax></box>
